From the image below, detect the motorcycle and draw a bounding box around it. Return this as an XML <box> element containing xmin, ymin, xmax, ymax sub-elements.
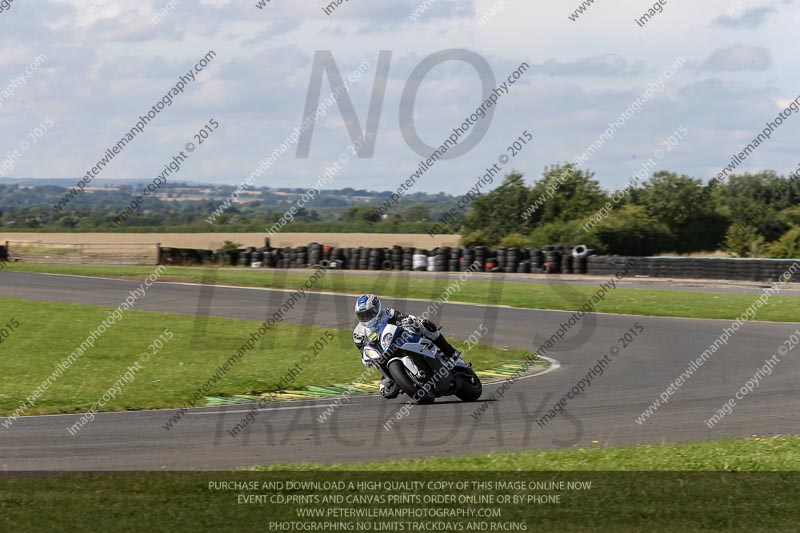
<box><xmin>361</xmin><ymin>317</ymin><xmax>483</xmax><ymax>404</ymax></box>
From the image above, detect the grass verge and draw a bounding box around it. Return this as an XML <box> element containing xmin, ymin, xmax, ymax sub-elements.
<box><xmin>5</xmin><ymin>263</ymin><xmax>800</xmax><ymax>323</ymax></box>
<box><xmin>0</xmin><ymin>296</ymin><xmax>518</xmax><ymax>416</ymax></box>
<box><xmin>251</xmin><ymin>434</ymin><xmax>800</xmax><ymax>471</ymax></box>
<box><xmin>1</xmin><ymin>437</ymin><xmax>799</xmax><ymax>532</ymax></box>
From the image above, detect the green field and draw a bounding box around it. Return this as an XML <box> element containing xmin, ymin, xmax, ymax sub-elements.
<box><xmin>6</xmin><ymin>263</ymin><xmax>800</xmax><ymax>323</ymax></box>
<box><xmin>0</xmin><ymin>297</ymin><xmax>520</xmax><ymax>416</ymax></box>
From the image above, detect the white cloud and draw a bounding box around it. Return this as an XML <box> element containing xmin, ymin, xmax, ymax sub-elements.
<box><xmin>0</xmin><ymin>0</ymin><xmax>797</xmax><ymax>193</ymax></box>
<box><xmin>702</xmin><ymin>44</ymin><xmax>772</xmax><ymax>72</ymax></box>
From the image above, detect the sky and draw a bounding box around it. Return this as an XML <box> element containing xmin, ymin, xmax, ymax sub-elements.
<box><xmin>0</xmin><ymin>0</ymin><xmax>798</xmax><ymax>193</ymax></box>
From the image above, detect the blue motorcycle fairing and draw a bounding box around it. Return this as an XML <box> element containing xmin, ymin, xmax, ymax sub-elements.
<box><xmin>377</xmin><ymin>318</ymin><xmax>422</xmax><ymax>351</ymax></box>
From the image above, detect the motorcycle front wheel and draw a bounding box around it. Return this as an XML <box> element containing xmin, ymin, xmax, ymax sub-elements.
<box><xmin>387</xmin><ymin>360</ymin><xmax>435</xmax><ymax>404</ymax></box>
<box><xmin>455</xmin><ymin>368</ymin><xmax>483</xmax><ymax>402</ymax></box>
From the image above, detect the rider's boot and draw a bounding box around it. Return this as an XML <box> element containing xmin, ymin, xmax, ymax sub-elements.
<box><xmin>433</xmin><ymin>336</ymin><xmax>461</xmax><ymax>360</ymax></box>
<box><xmin>380</xmin><ymin>377</ymin><xmax>400</xmax><ymax>399</ymax></box>
<box><xmin>420</xmin><ymin>320</ymin><xmax>461</xmax><ymax>360</ymax></box>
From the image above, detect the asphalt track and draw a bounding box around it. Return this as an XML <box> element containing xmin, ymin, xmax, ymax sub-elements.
<box><xmin>1</xmin><ymin>271</ymin><xmax>798</xmax><ymax>471</ymax></box>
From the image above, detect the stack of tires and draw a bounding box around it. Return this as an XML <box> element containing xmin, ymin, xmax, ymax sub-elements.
<box><xmin>474</xmin><ymin>246</ymin><xmax>488</xmax><ymax>271</ymax></box>
<box><xmin>262</xmin><ymin>248</ymin><xmax>277</xmax><ymax>268</ymax></box>
<box><xmin>516</xmin><ymin>248</ymin><xmax>531</xmax><ymax>273</ymax></box>
<box><xmin>462</xmin><ymin>248</ymin><xmax>476</xmax><ymax>270</ymax></box>
<box><xmin>215</xmin><ymin>248</ymin><xmax>239</xmax><ymax>266</ymax></box>
<box><xmin>449</xmin><ymin>247</ymin><xmax>462</xmax><ymax>271</ymax></box>
<box><xmin>307</xmin><ymin>243</ymin><xmax>323</xmax><ymax>266</ymax></box>
<box><xmin>560</xmin><ymin>246</ymin><xmax>574</xmax><ymax>274</ymax></box>
<box><xmin>349</xmin><ymin>248</ymin><xmax>360</xmax><ymax>270</ymax></box>
<box><xmin>293</xmin><ymin>246</ymin><xmax>307</xmax><ymax>268</ymax></box>
<box><xmin>572</xmin><ymin>245</ymin><xmax>592</xmax><ymax>274</ymax></box>
<box><xmin>542</xmin><ymin>246</ymin><xmax>561</xmax><ymax>273</ymax></box>
<box><xmin>390</xmin><ymin>246</ymin><xmax>403</xmax><ymax>270</ymax></box>
<box><xmin>485</xmin><ymin>250</ymin><xmax>500</xmax><ymax>272</ymax></box>
<box><xmin>280</xmin><ymin>247</ymin><xmax>293</xmax><ymax>268</ymax></box>
<box><xmin>412</xmin><ymin>249</ymin><xmax>428</xmax><ymax>271</ymax></box>
<box><xmin>355</xmin><ymin>248</ymin><xmax>368</xmax><ymax>270</ymax></box>
<box><xmin>528</xmin><ymin>249</ymin><xmax>543</xmax><ymax>271</ymax></box>
<box><xmin>334</xmin><ymin>248</ymin><xmax>344</xmax><ymax>269</ymax></box>
<box><xmin>367</xmin><ymin>248</ymin><xmax>390</xmax><ymax>270</ymax></box>
<box><xmin>505</xmin><ymin>248</ymin><xmax>519</xmax><ymax>273</ymax></box>
<box><xmin>401</xmin><ymin>247</ymin><xmax>414</xmax><ymax>270</ymax></box>
<box><xmin>432</xmin><ymin>247</ymin><xmax>450</xmax><ymax>272</ymax></box>
<box><xmin>238</xmin><ymin>247</ymin><xmax>254</xmax><ymax>267</ymax></box>
<box><xmin>495</xmin><ymin>248</ymin><xmax>507</xmax><ymax>272</ymax></box>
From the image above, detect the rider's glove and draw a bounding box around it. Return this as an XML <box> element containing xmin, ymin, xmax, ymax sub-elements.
<box><xmin>400</xmin><ymin>316</ymin><xmax>420</xmax><ymax>330</ymax></box>
<box><xmin>353</xmin><ymin>332</ymin><xmax>367</xmax><ymax>349</ymax></box>
<box><xmin>360</xmin><ymin>351</ymin><xmax>372</xmax><ymax>369</ymax></box>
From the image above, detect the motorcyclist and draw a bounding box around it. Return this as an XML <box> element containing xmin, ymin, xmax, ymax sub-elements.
<box><xmin>353</xmin><ymin>294</ymin><xmax>461</xmax><ymax>399</ymax></box>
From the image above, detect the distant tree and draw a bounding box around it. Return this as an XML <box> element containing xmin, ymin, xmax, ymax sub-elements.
<box><xmin>404</xmin><ymin>205</ymin><xmax>431</xmax><ymax>222</ymax></box>
<box><xmin>588</xmin><ymin>205</ymin><xmax>672</xmax><ymax>256</ymax></box>
<box><xmin>777</xmin><ymin>206</ymin><xmax>800</xmax><ymax>228</ymax></box>
<box><xmin>767</xmin><ymin>227</ymin><xmax>800</xmax><ymax>259</ymax></box>
<box><xmin>723</xmin><ymin>224</ymin><xmax>765</xmax><ymax>258</ymax></box>
<box><xmin>528</xmin><ymin>219</ymin><xmax>593</xmax><ymax>249</ymax></box>
<box><xmin>342</xmin><ymin>206</ymin><xmax>380</xmax><ymax>223</ymax></box>
<box><xmin>631</xmin><ymin>171</ymin><xmax>727</xmax><ymax>252</ymax></box>
<box><xmin>716</xmin><ymin>172</ymin><xmax>792</xmax><ymax>242</ymax></box>
<box><xmin>530</xmin><ymin>164</ymin><xmax>609</xmax><ymax>225</ymax></box>
<box><xmin>461</xmin><ymin>171</ymin><xmax>532</xmax><ymax>241</ymax></box>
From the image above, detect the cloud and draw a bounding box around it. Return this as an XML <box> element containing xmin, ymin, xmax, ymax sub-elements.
<box><xmin>701</xmin><ymin>44</ymin><xmax>771</xmax><ymax>72</ymax></box>
<box><xmin>712</xmin><ymin>6</ymin><xmax>775</xmax><ymax>29</ymax></box>
<box><xmin>1</xmin><ymin>0</ymin><xmax>798</xmax><ymax>193</ymax></box>
<box><xmin>536</xmin><ymin>55</ymin><xmax>645</xmax><ymax>77</ymax></box>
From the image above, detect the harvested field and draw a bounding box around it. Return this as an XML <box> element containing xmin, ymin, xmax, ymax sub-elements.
<box><xmin>0</xmin><ymin>232</ymin><xmax>461</xmax><ymax>249</ymax></box>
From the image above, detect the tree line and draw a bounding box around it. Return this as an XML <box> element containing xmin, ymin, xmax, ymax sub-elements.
<box><xmin>1</xmin><ymin>168</ymin><xmax>798</xmax><ymax>259</ymax></box>
<box><xmin>459</xmin><ymin>165</ymin><xmax>800</xmax><ymax>258</ymax></box>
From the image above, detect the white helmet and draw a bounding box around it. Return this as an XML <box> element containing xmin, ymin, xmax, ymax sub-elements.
<box><xmin>355</xmin><ymin>294</ymin><xmax>384</xmax><ymax>327</ymax></box>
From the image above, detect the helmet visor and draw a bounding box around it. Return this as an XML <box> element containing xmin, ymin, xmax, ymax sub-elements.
<box><xmin>357</xmin><ymin>307</ymin><xmax>379</xmax><ymax>323</ymax></box>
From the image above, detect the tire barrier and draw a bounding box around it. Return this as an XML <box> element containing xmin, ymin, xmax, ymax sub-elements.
<box><xmin>561</xmin><ymin>248</ymin><xmax>574</xmax><ymax>275</ymax></box>
<box><xmin>475</xmin><ymin>246</ymin><xmax>488</xmax><ymax>271</ymax></box>
<box><xmin>412</xmin><ymin>250</ymin><xmax>428</xmax><ymax>271</ymax></box>
<box><xmin>586</xmin><ymin>256</ymin><xmax>799</xmax><ymax>283</ymax></box>
<box><xmin>543</xmin><ymin>249</ymin><xmax>561</xmax><ymax>274</ymax></box>
<box><xmin>159</xmin><ymin>247</ymin><xmax>216</xmax><ymax>266</ymax></box>
<box><xmin>573</xmin><ymin>245</ymin><xmax>591</xmax><ymax>258</ymax></box>
<box><xmin>151</xmin><ymin>241</ymin><xmax>799</xmax><ymax>283</ymax></box>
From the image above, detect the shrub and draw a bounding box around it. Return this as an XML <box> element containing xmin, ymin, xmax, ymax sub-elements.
<box><xmin>498</xmin><ymin>232</ymin><xmax>529</xmax><ymax>249</ymax></box>
<box><xmin>723</xmin><ymin>224</ymin><xmax>765</xmax><ymax>258</ymax></box>
<box><xmin>461</xmin><ymin>230</ymin><xmax>492</xmax><ymax>248</ymax></box>
<box><xmin>588</xmin><ymin>205</ymin><xmax>672</xmax><ymax>256</ymax></box>
<box><xmin>767</xmin><ymin>227</ymin><xmax>800</xmax><ymax>259</ymax></box>
<box><xmin>528</xmin><ymin>220</ymin><xmax>589</xmax><ymax>248</ymax></box>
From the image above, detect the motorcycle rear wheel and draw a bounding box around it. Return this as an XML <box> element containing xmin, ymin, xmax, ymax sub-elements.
<box><xmin>387</xmin><ymin>360</ymin><xmax>435</xmax><ymax>404</ymax></box>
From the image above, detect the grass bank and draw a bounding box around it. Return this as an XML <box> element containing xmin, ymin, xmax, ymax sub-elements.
<box><xmin>2</xmin><ymin>437</ymin><xmax>799</xmax><ymax>532</ymax></box>
<box><xmin>0</xmin><ymin>297</ymin><xmax>517</xmax><ymax>416</ymax></box>
<box><xmin>5</xmin><ymin>263</ymin><xmax>800</xmax><ymax>323</ymax></box>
